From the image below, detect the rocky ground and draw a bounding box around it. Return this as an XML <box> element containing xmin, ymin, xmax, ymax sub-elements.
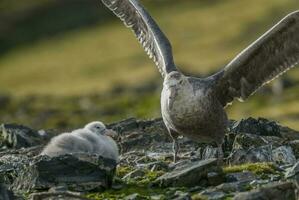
<box><xmin>1</xmin><ymin>117</ymin><xmax>299</xmax><ymax>199</ymax></box>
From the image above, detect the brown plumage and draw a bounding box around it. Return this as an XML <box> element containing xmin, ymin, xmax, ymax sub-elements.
<box><xmin>101</xmin><ymin>0</ymin><xmax>299</xmax><ymax>162</ymax></box>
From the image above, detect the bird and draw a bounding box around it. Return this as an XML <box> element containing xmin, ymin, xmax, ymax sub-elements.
<box><xmin>40</xmin><ymin>121</ymin><xmax>119</xmax><ymax>162</ymax></box>
<box><xmin>101</xmin><ymin>0</ymin><xmax>299</xmax><ymax>162</ymax></box>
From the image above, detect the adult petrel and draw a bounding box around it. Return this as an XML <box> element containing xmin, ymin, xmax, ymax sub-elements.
<box><xmin>101</xmin><ymin>0</ymin><xmax>299</xmax><ymax>162</ymax></box>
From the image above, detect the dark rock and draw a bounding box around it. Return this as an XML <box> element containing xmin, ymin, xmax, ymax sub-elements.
<box><xmin>229</xmin><ymin>118</ymin><xmax>281</xmax><ymax>137</ymax></box>
<box><xmin>195</xmin><ymin>189</ymin><xmax>227</xmax><ymax>200</ymax></box>
<box><xmin>229</xmin><ymin>146</ymin><xmax>272</xmax><ymax>165</ymax></box>
<box><xmin>233</xmin><ymin>182</ymin><xmax>297</xmax><ymax>200</ymax></box>
<box><xmin>279</xmin><ymin>126</ymin><xmax>299</xmax><ymax>140</ymax></box>
<box><xmin>13</xmin><ymin>154</ymin><xmax>117</xmax><ymax>192</ymax></box>
<box><xmin>109</xmin><ymin>118</ymin><xmax>170</xmax><ymax>153</ymax></box>
<box><xmin>0</xmin><ymin>184</ymin><xmax>14</xmax><ymax>200</ymax></box>
<box><xmin>289</xmin><ymin>140</ymin><xmax>299</xmax><ymax>159</ymax></box>
<box><xmin>232</xmin><ymin>134</ymin><xmax>268</xmax><ymax>150</ymax></box>
<box><xmin>154</xmin><ymin>159</ymin><xmax>222</xmax><ymax>187</ymax></box>
<box><xmin>29</xmin><ymin>191</ymin><xmax>87</xmax><ymax>200</ymax></box>
<box><xmin>230</xmin><ymin>143</ymin><xmax>296</xmax><ymax>165</ymax></box>
<box><xmin>0</xmin><ymin>124</ymin><xmax>46</xmax><ymax>149</ymax></box>
<box><xmin>216</xmin><ymin>182</ymin><xmax>251</xmax><ymax>193</ymax></box>
<box><xmin>108</xmin><ymin>118</ymin><xmax>139</xmax><ymax>134</ymax></box>
<box><xmin>232</xmin><ymin>134</ymin><xmax>282</xmax><ymax>150</ymax></box>
<box><xmin>226</xmin><ymin>171</ymin><xmax>256</xmax><ymax>183</ymax></box>
<box><xmin>207</xmin><ymin>172</ymin><xmax>224</xmax><ymax>186</ymax></box>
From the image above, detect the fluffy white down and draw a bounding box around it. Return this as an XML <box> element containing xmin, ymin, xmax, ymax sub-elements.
<box><xmin>40</xmin><ymin>122</ymin><xmax>119</xmax><ymax>162</ymax></box>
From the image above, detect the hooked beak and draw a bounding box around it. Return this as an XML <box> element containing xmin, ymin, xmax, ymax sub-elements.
<box><xmin>105</xmin><ymin>129</ymin><xmax>118</xmax><ymax>138</ymax></box>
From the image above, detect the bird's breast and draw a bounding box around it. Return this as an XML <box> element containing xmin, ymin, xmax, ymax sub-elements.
<box><xmin>161</xmin><ymin>86</ymin><xmax>209</xmax><ymax>122</ymax></box>
<box><xmin>161</xmin><ymin>85</ymin><xmax>227</xmax><ymax>139</ymax></box>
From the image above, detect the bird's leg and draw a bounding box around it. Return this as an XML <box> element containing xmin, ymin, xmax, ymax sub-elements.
<box><xmin>217</xmin><ymin>143</ymin><xmax>224</xmax><ymax>165</ymax></box>
<box><xmin>172</xmin><ymin>138</ymin><xmax>179</xmax><ymax>163</ymax></box>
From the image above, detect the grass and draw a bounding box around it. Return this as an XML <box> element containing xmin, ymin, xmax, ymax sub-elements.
<box><xmin>0</xmin><ymin>0</ymin><xmax>299</xmax><ymax>130</ymax></box>
<box><xmin>0</xmin><ymin>0</ymin><xmax>298</xmax><ymax>95</ymax></box>
<box><xmin>223</xmin><ymin>162</ymin><xmax>277</xmax><ymax>175</ymax></box>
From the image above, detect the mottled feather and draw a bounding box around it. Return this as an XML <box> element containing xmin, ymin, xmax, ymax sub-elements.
<box><xmin>101</xmin><ymin>0</ymin><xmax>177</xmax><ymax>77</ymax></box>
<box><xmin>213</xmin><ymin>11</ymin><xmax>299</xmax><ymax>106</ymax></box>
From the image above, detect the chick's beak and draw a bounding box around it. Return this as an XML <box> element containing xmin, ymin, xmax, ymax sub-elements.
<box><xmin>105</xmin><ymin>129</ymin><xmax>118</xmax><ymax>138</ymax></box>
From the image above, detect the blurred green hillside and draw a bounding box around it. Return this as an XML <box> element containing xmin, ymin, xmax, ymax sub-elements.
<box><xmin>0</xmin><ymin>0</ymin><xmax>298</xmax><ymax>130</ymax></box>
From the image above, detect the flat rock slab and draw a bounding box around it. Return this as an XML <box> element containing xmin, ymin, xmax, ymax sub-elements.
<box><xmin>154</xmin><ymin>159</ymin><xmax>222</xmax><ymax>187</ymax></box>
<box><xmin>13</xmin><ymin>154</ymin><xmax>117</xmax><ymax>192</ymax></box>
<box><xmin>233</xmin><ymin>182</ymin><xmax>297</xmax><ymax>200</ymax></box>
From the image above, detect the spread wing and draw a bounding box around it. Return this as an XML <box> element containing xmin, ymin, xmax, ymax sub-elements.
<box><xmin>213</xmin><ymin>11</ymin><xmax>299</xmax><ymax>106</ymax></box>
<box><xmin>101</xmin><ymin>0</ymin><xmax>177</xmax><ymax>77</ymax></box>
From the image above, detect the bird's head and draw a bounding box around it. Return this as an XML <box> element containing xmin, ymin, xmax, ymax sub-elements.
<box><xmin>85</xmin><ymin>121</ymin><xmax>118</xmax><ymax>138</ymax></box>
<box><xmin>164</xmin><ymin>71</ymin><xmax>186</xmax><ymax>88</ymax></box>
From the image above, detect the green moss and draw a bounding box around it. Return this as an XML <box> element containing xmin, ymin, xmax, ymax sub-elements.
<box><xmin>116</xmin><ymin>166</ymin><xmax>135</xmax><ymax>178</ymax></box>
<box><xmin>85</xmin><ymin>185</ymin><xmax>164</xmax><ymax>200</ymax></box>
<box><xmin>223</xmin><ymin>162</ymin><xmax>276</xmax><ymax>175</ymax></box>
<box><xmin>191</xmin><ymin>194</ymin><xmax>208</xmax><ymax>200</ymax></box>
<box><xmin>134</xmin><ymin>170</ymin><xmax>165</xmax><ymax>186</ymax></box>
<box><xmin>123</xmin><ymin>169</ymin><xmax>165</xmax><ymax>186</ymax></box>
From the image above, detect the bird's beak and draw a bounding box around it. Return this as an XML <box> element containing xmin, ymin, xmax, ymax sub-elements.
<box><xmin>105</xmin><ymin>129</ymin><xmax>118</xmax><ymax>138</ymax></box>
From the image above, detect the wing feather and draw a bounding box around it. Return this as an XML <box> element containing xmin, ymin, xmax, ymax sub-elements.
<box><xmin>101</xmin><ymin>0</ymin><xmax>177</xmax><ymax>77</ymax></box>
<box><xmin>213</xmin><ymin>11</ymin><xmax>299</xmax><ymax>106</ymax></box>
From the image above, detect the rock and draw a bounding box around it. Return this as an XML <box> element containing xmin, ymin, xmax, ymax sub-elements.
<box><xmin>194</xmin><ymin>189</ymin><xmax>227</xmax><ymax>200</ymax></box>
<box><xmin>229</xmin><ymin>145</ymin><xmax>272</xmax><ymax>165</ymax></box>
<box><xmin>226</xmin><ymin>171</ymin><xmax>256</xmax><ymax>183</ymax></box>
<box><xmin>13</xmin><ymin>154</ymin><xmax>117</xmax><ymax>192</ymax></box>
<box><xmin>279</xmin><ymin>126</ymin><xmax>299</xmax><ymax>141</ymax></box>
<box><xmin>29</xmin><ymin>191</ymin><xmax>87</xmax><ymax>200</ymax></box>
<box><xmin>285</xmin><ymin>160</ymin><xmax>299</xmax><ymax>180</ymax></box>
<box><xmin>172</xmin><ymin>191</ymin><xmax>192</xmax><ymax>200</ymax></box>
<box><xmin>232</xmin><ymin>134</ymin><xmax>282</xmax><ymax>150</ymax></box>
<box><xmin>233</xmin><ymin>182</ymin><xmax>297</xmax><ymax>200</ymax></box>
<box><xmin>109</xmin><ymin>118</ymin><xmax>170</xmax><ymax>153</ymax></box>
<box><xmin>288</xmin><ymin>140</ymin><xmax>299</xmax><ymax>158</ymax></box>
<box><xmin>137</xmin><ymin>160</ymin><xmax>169</xmax><ymax>172</ymax></box>
<box><xmin>0</xmin><ymin>117</ymin><xmax>298</xmax><ymax>199</ymax></box>
<box><xmin>151</xmin><ymin>194</ymin><xmax>166</xmax><ymax>200</ymax></box>
<box><xmin>207</xmin><ymin>172</ymin><xmax>224</xmax><ymax>186</ymax></box>
<box><xmin>216</xmin><ymin>182</ymin><xmax>251</xmax><ymax>193</ymax></box>
<box><xmin>230</xmin><ymin>144</ymin><xmax>296</xmax><ymax>165</ymax></box>
<box><xmin>124</xmin><ymin>193</ymin><xmax>146</xmax><ymax>200</ymax></box>
<box><xmin>154</xmin><ymin>159</ymin><xmax>222</xmax><ymax>187</ymax></box>
<box><xmin>0</xmin><ymin>154</ymin><xmax>31</xmax><ymax>186</ymax></box>
<box><xmin>0</xmin><ymin>184</ymin><xmax>14</xmax><ymax>200</ymax></box>
<box><xmin>0</xmin><ymin>124</ymin><xmax>46</xmax><ymax>149</ymax></box>
<box><xmin>122</xmin><ymin>169</ymin><xmax>146</xmax><ymax>180</ymax></box>
<box><xmin>229</xmin><ymin>117</ymin><xmax>281</xmax><ymax>137</ymax></box>
<box><xmin>272</xmin><ymin>146</ymin><xmax>296</xmax><ymax>165</ymax></box>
